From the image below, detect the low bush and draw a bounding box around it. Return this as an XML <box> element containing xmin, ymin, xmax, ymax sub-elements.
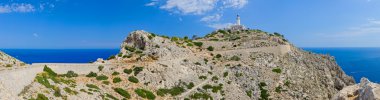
<box><xmin>5</xmin><ymin>64</ymin><xmax>12</xmax><ymax>67</ymax></box>
<box><xmin>113</xmin><ymin>77</ymin><xmax>122</xmax><ymax>83</ymax></box>
<box><xmin>215</xmin><ymin>54</ymin><xmax>222</xmax><ymax>58</ymax></box>
<box><xmin>135</xmin><ymin>88</ymin><xmax>156</xmax><ymax>99</ymax></box>
<box><xmin>64</xmin><ymin>87</ymin><xmax>78</xmax><ymax>95</ymax></box>
<box><xmin>193</xmin><ymin>42</ymin><xmax>203</xmax><ymax>47</ymax></box>
<box><xmin>275</xmin><ymin>86</ymin><xmax>282</xmax><ymax>93</ymax></box>
<box><xmin>37</xmin><ymin>93</ymin><xmax>49</xmax><ymax>100</ymax></box>
<box><xmin>189</xmin><ymin>92</ymin><xmax>212</xmax><ymax>100</ymax></box>
<box><xmin>43</xmin><ymin>65</ymin><xmax>57</xmax><ymax>77</ymax></box>
<box><xmin>125</xmin><ymin>46</ymin><xmax>136</xmax><ymax>52</ymax></box>
<box><xmin>112</xmin><ymin>72</ymin><xmax>120</xmax><ymax>76</ymax></box>
<box><xmin>223</xmin><ymin>72</ymin><xmax>228</xmax><ymax>77</ymax></box>
<box><xmin>272</xmin><ymin>68</ymin><xmax>282</xmax><ymax>74</ymax></box>
<box><xmin>128</xmin><ymin>76</ymin><xmax>139</xmax><ymax>83</ymax></box>
<box><xmin>102</xmin><ymin>81</ymin><xmax>110</xmax><ymax>85</ymax></box>
<box><xmin>199</xmin><ymin>76</ymin><xmax>207</xmax><ymax>80</ymax></box>
<box><xmin>86</xmin><ymin>84</ymin><xmax>100</xmax><ymax>90</ymax></box>
<box><xmin>133</xmin><ymin>66</ymin><xmax>144</xmax><ymax>76</ymax></box>
<box><xmin>186</xmin><ymin>82</ymin><xmax>194</xmax><ymax>89</ymax></box>
<box><xmin>62</xmin><ymin>70</ymin><xmax>78</xmax><ymax>78</ymax></box>
<box><xmin>123</xmin><ymin>69</ymin><xmax>132</xmax><ymax>74</ymax></box>
<box><xmin>230</xmin><ymin>55</ymin><xmax>241</xmax><ymax>61</ymax></box>
<box><xmin>98</xmin><ymin>65</ymin><xmax>104</xmax><ymax>71</ymax></box>
<box><xmin>96</xmin><ymin>75</ymin><xmax>108</xmax><ymax>80</ymax></box>
<box><xmin>107</xmin><ymin>55</ymin><xmax>116</xmax><ymax>60</ymax></box>
<box><xmin>157</xmin><ymin>86</ymin><xmax>185</xmax><ymax>96</ymax></box>
<box><xmin>106</xmin><ymin>93</ymin><xmax>118</xmax><ymax>100</ymax></box>
<box><xmin>114</xmin><ymin>88</ymin><xmax>131</xmax><ymax>99</ymax></box>
<box><xmin>207</xmin><ymin>46</ymin><xmax>214</xmax><ymax>51</ymax></box>
<box><xmin>86</xmin><ymin>72</ymin><xmax>97</xmax><ymax>77</ymax></box>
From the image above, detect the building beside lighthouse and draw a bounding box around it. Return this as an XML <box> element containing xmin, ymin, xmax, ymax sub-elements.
<box><xmin>228</xmin><ymin>15</ymin><xmax>246</xmax><ymax>31</ymax></box>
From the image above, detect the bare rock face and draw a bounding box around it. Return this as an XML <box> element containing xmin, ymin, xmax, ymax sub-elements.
<box><xmin>334</xmin><ymin>78</ymin><xmax>380</xmax><ymax>100</ymax></box>
<box><xmin>0</xmin><ymin>51</ymin><xmax>25</xmax><ymax>70</ymax></box>
<box><xmin>19</xmin><ymin>29</ymin><xmax>355</xmax><ymax>100</ymax></box>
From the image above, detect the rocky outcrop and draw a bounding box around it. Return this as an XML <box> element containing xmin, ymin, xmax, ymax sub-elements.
<box><xmin>0</xmin><ymin>51</ymin><xmax>25</xmax><ymax>70</ymax></box>
<box><xmin>334</xmin><ymin>78</ymin><xmax>380</xmax><ymax>100</ymax></box>
<box><xmin>18</xmin><ymin>29</ymin><xmax>355</xmax><ymax>100</ymax></box>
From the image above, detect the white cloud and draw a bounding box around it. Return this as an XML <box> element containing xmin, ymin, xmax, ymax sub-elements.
<box><xmin>326</xmin><ymin>19</ymin><xmax>380</xmax><ymax>37</ymax></box>
<box><xmin>201</xmin><ymin>14</ymin><xmax>222</xmax><ymax>22</ymax></box>
<box><xmin>222</xmin><ymin>0</ymin><xmax>248</xmax><ymax>9</ymax></box>
<box><xmin>160</xmin><ymin>0</ymin><xmax>218</xmax><ymax>15</ymax></box>
<box><xmin>33</xmin><ymin>33</ymin><xmax>39</xmax><ymax>38</ymax></box>
<box><xmin>208</xmin><ymin>23</ymin><xmax>233</xmax><ymax>29</ymax></box>
<box><xmin>0</xmin><ymin>3</ymin><xmax>36</xmax><ymax>13</ymax></box>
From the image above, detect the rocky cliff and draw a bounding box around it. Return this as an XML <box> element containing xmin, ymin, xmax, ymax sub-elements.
<box><xmin>19</xmin><ymin>29</ymin><xmax>355</xmax><ymax>100</ymax></box>
<box><xmin>334</xmin><ymin>78</ymin><xmax>380</xmax><ymax>100</ymax></box>
<box><xmin>0</xmin><ymin>51</ymin><xmax>25</xmax><ymax>70</ymax></box>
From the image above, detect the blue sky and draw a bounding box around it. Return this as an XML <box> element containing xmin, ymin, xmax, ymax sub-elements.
<box><xmin>0</xmin><ymin>0</ymin><xmax>380</xmax><ymax>49</ymax></box>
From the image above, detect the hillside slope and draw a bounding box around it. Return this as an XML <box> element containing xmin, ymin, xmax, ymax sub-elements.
<box><xmin>19</xmin><ymin>29</ymin><xmax>354</xmax><ymax>100</ymax></box>
<box><xmin>0</xmin><ymin>51</ymin><xmax>25</xmax><ymax>70</ymax></box>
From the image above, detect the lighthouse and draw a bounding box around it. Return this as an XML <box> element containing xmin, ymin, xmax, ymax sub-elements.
<box><xmin>237</xmin><ymin>15</ymin><xmax>241</xmax><ymax>25</ymax></box>
<box><xmin>228</xmin><ymin>14</ymin><xmax>245</xmax><ymax>32</ymax></box>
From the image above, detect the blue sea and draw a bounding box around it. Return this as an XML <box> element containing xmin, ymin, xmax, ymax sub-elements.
<box><xmin>1</xmin><ymin>48</ymin><xmax>379</xmax><ymax>83</ymax></box>
<box><xmin>0</xmin><ymin>49</ymin><xmax>119</xmax><ymax>64</ymax></box>
<box><xmin>304</xmin><ymin>48</ymin><xmax>380</xmax><ymax>83</ymax></box>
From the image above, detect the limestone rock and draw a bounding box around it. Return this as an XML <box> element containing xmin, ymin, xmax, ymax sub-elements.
<box><xmin>334</xmin><ymin>77</ymin><xmax>380</xmax><ymax>100</ymax></box>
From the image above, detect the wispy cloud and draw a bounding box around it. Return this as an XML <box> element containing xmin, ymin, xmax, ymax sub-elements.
<box><xmin>146</xmin><ymin>0</ymin><xmax>248</xmax><ymax>29</ymax></box>
<box><xmin>0</xmin><ymin>3</ymin><xmax>36</xmax><ymax>14</ymax></box>
<box><xmin>33</xmin><ymin>33</ymin><xmax>39</xmax><ymax>38</ymax></box>
<box><xmin>208</xmin><ymin>23</ymin><xmax>234</xmax><ymax>29</ymax></box>
<box><xmin>201</xmin><ymin>13</ymin><xmax>222</xmax><ymax>22</ymax></box>
<box><xmin>323</xmin><ymin>19</ymin><xmax>380</xmax><ymax>38</ymax></box>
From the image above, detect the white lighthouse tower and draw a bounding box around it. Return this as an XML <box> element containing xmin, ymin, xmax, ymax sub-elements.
<box><xmin>228</xmin><ymin>14</ymin><xmax>245</xmax><ymax>31</ymax></box>
<box><xmin>237</xmin><ymin>15</ymin><xmax>241</xmax><ymax>25</ymax></box>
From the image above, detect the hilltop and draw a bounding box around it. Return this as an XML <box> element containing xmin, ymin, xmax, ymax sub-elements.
<box><xmin>13</xmin><ymin>29</ymin><xmax>355</xmax><ymax>100</ymax></box>
<box><xmin>0</xmin><ymin>51</ymin><xmax>25</xmax><ymax>70</ymax></box>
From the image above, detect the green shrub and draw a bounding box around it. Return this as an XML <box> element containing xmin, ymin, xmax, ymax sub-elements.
<box><xmin>135</xmin><ymin>50</ymin><xmax>143</xmax><ymax>54</ymax></box>
<box><xmin>215</xmin><ymin>54</ymin><xmax>222</xmax><ymax>58</ymax></box>
<box><xmin>123</xmin><ymin>69</ymin><xmax>132</xmax><ymax>74</ymax></box>
<box><xmin>64</xmin><ymin>87</ymin><xmax>78</xmax><ymax>95</ymax></box>
<box><xmin>128</xmin><ymin>76</ymin><xmax>139</xmax><ymax>83</ymax></box>
<box><xmin>96</xmin><ymin>75</ymin><xmax>108</xmax><ymax>80</ymax></box>
<box><xmin>105</xmin><ymin>93</ymin><xmax>118</xmax><ymax>100</ymax></box>
<box><xmin>117</xmin><ymin>53</ymin><xmax>123</xmax><ymax>57</ymax></box>
<box><xmin>272</xmin><ymin>68</ymin><xmax>282</xmax><ymax>73</ymax></box>
<box><xmin>108</xmin><ymin>55</ymin><xmax>116</xmax><ymax>60</ymax></box>
<box><xmin>98</xmin><ymin>65</ymin><xmax>104</xmax><ymax>71</ymax></box>
<box><xmin>125</xmin><ymin>46</ymin><xmax>136</xmax><ymax>52</ymax></box>
<box><xmin>211</xmin><ymin>76</ymin><xmax>219</xmax><ymax>81</ymax></box>
<box><xmin>157</xmin><ymin>86</ymin><xmax>185</xmax><ymax>96</ymax></box>
<box><xmin>207</xmin><ymin>46</ymin><xmax>214</xmax><ymax>51</ymax></box>
<box><xmin>186</xmin><ymin>43</ymin><xmax>193</xmax><ymax>46</ymax></box>
<box><xmin>62</xmin><ymin>71</ymin><xmax>78</xmax><ymax>78</ymax></box>
<box><xmin>284</xmin><ymin>80</ymin><xmax>290</xmax><ymax>87</ymax></box>
<box><xmin>36</xmin><ymin>93</ymin><xmax>49</xmax><ymax>100</ymax></box>
<box><xmin>202</xmin><ymin>84</ymin><xmax>212</xmax><ymax>90</ymax></box>
<box><xmin>133</xmin><ymin>66</ymin><xmax>144</xmax><ymax>76</ymax></box>
<box><xmin>193</xmin><ymin>42</ymin><xmax>203</xmax><ymax>47</ymax></box>
<box><xmin>171</xmin><ymin>37</ymin><xmax>179</xmax><ymax>41</ymax></box>
<box><xmin>102</xmin><ymin>81</ymin><xmax>110</xmax><ymax>85</ymax></box>
<box><xmin>135</xmin><ymin>88</ymin><xmax>156</xmax><ymax>99</ymax></box>
<box><xmin>5</xmin><ymin>64</ymin><xmax>12</xmax><ymax>67</ymax></box>
<box><xmin>86</xmin><ymin>72</ymin><xmax>97</xmax><ymax>77</ymax></box>
<box><xmin>230</xmin><ymin>55</ymin><xmax>241</xmax><ymax>61</ymax></box>
<box><xmin>113</xmin><ymin>77</ymin><xmax>122</xmax><ymax>83</ymax></box>
<box><xmin>36</xmin><ymin>75</ymin><xmax>52</xmax><ymax>88</ymax></box>
<box><xmin>190</xmin><ymin>92</ymin><xmax>212</xmax><ymax>100</ymax></box>
<box><xmin>86</xmin><ymin>84</ymin><xmax>99</xmax><ymax>89</ymax></box>
<box><xmin>259</xmin><ymin>82</ymin><xmax>270</xmax><ymax>100</ymax></box>
<box><xmin>194</xmin><ymin>62</ymin><xmax>201</xmax><ymax>65</ymax></box>
<box><xmin>275</xmin><ymin>86</ymin><xmax>282</xmax><ymax>93</ymax></box>
<box><xmin>112</xmin><ymin>72</ymin><xmax>120</xmax><ymax>76</ymax></box>
<box><xmin>199</xmin><ymin>76</ymin><xmax>207</xmax><ymax>80</ymax></box>
<box><xmin>43</xmin><ymin>65</ymin><xmax>57</xmax><ymax>77</ymax></box>
<box><xmin>223</xmin><ymin>72</ymin><xmax>228</xmax><ymax>77</ymax></box>
<box><xmin>246</xmin><ymin>90</ymin><xmax>252</xmax><ymax>98</ymax></box>
<box><xmin>114</xmin><ymin>88</ymin><xmax>131</xmax><ymax>99</ymax></box>
<box><xmin>210</xmin><ymin>39</ymin><xmax>219</xmax><ymax>41</ymax></box>
<box><xmin>186</xmin><ymin>82</ymin><xmax>194</xmax><ymax>89</ymax></box>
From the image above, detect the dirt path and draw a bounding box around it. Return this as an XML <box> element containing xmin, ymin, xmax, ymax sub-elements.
<box><xmin>0</xmin><ymin>63</ymin><xmax>106</xmax><ymax>100</ymax></box>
